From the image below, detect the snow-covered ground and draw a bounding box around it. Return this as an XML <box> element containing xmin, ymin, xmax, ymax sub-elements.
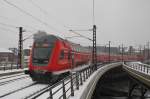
<box><xmin>2</xmin><ymin>83</ymin><xmax>48</xmax><ymax>99</ymax></box>
<box><xmin>0</xmin><ymin>74</ymin><xmax>28</xmax><ymax>84</ymax></box>
<box><xmin>0</xmin><ymin>62</ymin><xmax>149</xmax><ymax>99</ymax></box>
<box><xmin>0</xmin><ymin>72</ymin><xmax>49</xmax><ymax>99</ymax></box>
<box><xmin>0</xmin><ymin>77</ymin><xmax>33</xmax><ymax>97</ymax></box>
<box><xmin>0</xmin><ymin>68</ymin><xmax>27</xmax><ymax>74</ymax></box>
<box><xmin>0</xmin><ymin>73</ymin><xmax>24</xmax><ymax>80</ymax></box>
<box><xmin>0</xmin><ymin>64</ymin><xmax>99</xmax><ymax>99</ymax></box>
<box><xmin>0</xmin><ymin>67</ymin><xmax>50</xmax><ymax>99</ymax></box>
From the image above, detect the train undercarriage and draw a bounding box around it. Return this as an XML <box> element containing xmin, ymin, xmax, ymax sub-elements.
<box><xmin>25</xmin><ymin>70</ymin><xmax>69</xmax><ymax>83</ymax></box>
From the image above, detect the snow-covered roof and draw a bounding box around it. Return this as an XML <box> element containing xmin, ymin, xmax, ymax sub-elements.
<box><xmin>0</xmin><ymin>48</ymin><xmax>13</xmax><ymax>53</ymax></box>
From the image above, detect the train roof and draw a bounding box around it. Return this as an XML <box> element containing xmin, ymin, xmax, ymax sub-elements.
<box><xmin>34</xmin><ymin>34</ymin><xmax>62</xmax><ymax>43</ymax></box>
<box><xmin>34</xmin><ymin>34</ymin><xmax>83</xmax><ymax>47</ymax></box>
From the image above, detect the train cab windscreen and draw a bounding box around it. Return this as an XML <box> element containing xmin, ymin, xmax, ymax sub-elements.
<box><xmin>32</xmin><ymin>42</ymin><xmax>53</xmax><ymax>66</ymax></box>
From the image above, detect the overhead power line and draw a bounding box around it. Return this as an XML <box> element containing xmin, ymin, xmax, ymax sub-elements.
<box><xmin>0</xmin><ymin>15</ymin><xmax>40</xmax><ymax>31</ymax></box>
<box><xmin>3</xmin><ymin>0</ymin><xmax>93</xmax><ymax>43</ymax></box>
<box><xmin>69</xmin><ymin>30</ymin><xmax>92</xmax><ymax>41</ymax></box>
<box><xmin>23</xmin><ymin>34</ymin><xmax>33</xmax><ymax>41</ymax></box>
<box><xmin>30</xmin><ymin>0</ymin><xmax>93</xmax><ymax>41</ymax></box>
<box><xmin>70</xmin><ymin>29</ymin><xmax>92</xmax><ymax>32</ymax></box>
<box><xmin>0</xmin><ymin>26</ymin><xmax>16</xmax><ymax>33</ymax></box>
<box><xmin>3</xmin><ymin>0</ymin><xmax>61</xmax><ymax>33</ymax></box>
<box><xmin>0</xmin><ymin>22</ymin><xmax>17</xmax><ymax>28</ymax></box>
<box><xmin>29</xmin><ymin>0</ymin><xmax>69</xmax><ymax>30</ymax></box>
<box><xmin>30</xmin><ymin>0</ymin><xmax>93</xmax><ymax>42</ymax></box>
<box><xmin>30</xmin><ymin>0</ymin><xmax>48</xmax><ymax>16</ymax></box>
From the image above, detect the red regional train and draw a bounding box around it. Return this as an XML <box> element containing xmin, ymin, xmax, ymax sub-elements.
<box><xmin>25</xmin><ymin>34</ymin><xmax>143</xmax><ymax>82</ymax></box>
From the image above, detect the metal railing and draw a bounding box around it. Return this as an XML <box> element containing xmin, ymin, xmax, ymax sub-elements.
<box><xmin>0</xmin><ymin>62</ymin><xmax>17</xmax><ymax>71</ymax></box>
<box><xmin>47</xmin><ymin>66</ymin><xmax>94</xmax><ymax>99</ymax></box>
<box><xmin>0</xmin><ymin>62</ymin><xmax>27</xmax><ymax>71</ymax></box>
<box><xmin>125</xmin><ymin>62</ymin><xmax>150</xmax><ymax>75</ymax></box>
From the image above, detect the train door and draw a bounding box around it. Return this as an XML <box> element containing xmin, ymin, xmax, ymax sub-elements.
<box><xmin>71</xmin><ymin>52</ymin><xmax>75</xmax><ymax>69</ymax></box>
<box><xmin>68</xmin><ymin>51</ymin><xmax>74</xmax><ymax>69</ymax></box>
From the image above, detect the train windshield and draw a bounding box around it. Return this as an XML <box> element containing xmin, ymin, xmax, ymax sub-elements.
<box><xmin>32</xmin><ymin>43</ymin><xmax>53</xmax><ymax>66</ymax></box>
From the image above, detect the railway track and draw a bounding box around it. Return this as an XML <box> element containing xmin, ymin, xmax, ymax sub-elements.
<box><xmin>0</xmin><ymin>73</ymin><xmax>24</xmax><ymax>80</ymax></box>
<box><xmin>0</xmin><ymin>64</ymin><xmax>104</xmax><ymax>99</ymax></box>
<box><xmin>24</xmin><ymin>85</ymin><xmax>50</xmax><ymax>99</ymax></box>
<box><xmin>1</xmin><ymin>83</ymin><xmax>49</xmax><ymax>99</ymax></box>
<box><xmin>0</xmin><ymin>76</ymin><xmax>29</xmax><ymax>86</ymax></box>
<box><xmin>0</xmin><ymin>82</ymin><xmax>37</xmax><ymax>98</ymax></box>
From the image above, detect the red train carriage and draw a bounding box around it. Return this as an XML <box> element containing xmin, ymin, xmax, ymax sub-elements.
<box><xmin>25</xmin><ymin>34</ymin><xmax>143</xmax><ymax>82</ymax></box>
<box><xmin>26</xmin><ymin>35</ymin><xmax>91</xmax><ymax>82</ymax></box>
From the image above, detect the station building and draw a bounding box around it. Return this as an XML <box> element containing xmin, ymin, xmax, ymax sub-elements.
<box><xmin>0</xmin><ymin>48</ymin><xmax>15</xmax><ymax>63</ymax></box>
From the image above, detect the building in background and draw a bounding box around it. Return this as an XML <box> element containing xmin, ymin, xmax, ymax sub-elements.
<box><xmin>0</xmin><ymin>48</ymin><xmax>15</xmax><ymax>63</ymax></box>
<box><xmin>9</xmin><ymin>48</ymin><xmax>18</xmax><ymax>55</ymax></box>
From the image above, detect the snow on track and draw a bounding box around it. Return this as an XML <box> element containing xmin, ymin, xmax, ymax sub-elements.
<box><xmin>0</xmin><ymin>77</ymin><xmax>34</xmax><ymax>97</ymax></box>
<box><xmin>2</xmin><ymin>83</ymin><xmax>48</xmax><ymax>99</ymax></box>
<box><xmin>0</xmin><ymin>73</ymin><xmax>25</xmax><ymax>81</ymax></box>
<box><xmin>0</xmin><ymin>74</ymin><xmax>29</xmax><ymax>84</ymax></box>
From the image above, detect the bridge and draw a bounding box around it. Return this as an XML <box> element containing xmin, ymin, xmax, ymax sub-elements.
<box><xmin>38</xmin><ymin>62</ymin><xmax>150</xmax><ymax>99</ymax></box>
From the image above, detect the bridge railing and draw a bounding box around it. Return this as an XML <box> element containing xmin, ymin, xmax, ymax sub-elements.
<box><xmin>125</xmin><ymin>62</ymin><xmax>150</xmax><ymax>75</ymax></box>
<box><xmin>47</xmin><ymin>66</ymin><xmax>94</xmax><ymax>99</ymax></box>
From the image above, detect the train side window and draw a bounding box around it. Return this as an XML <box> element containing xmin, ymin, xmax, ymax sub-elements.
<box><xmin>60</xmin><ymin>50</ymin><xmax>64</xmax><ymax>59</ymax></box>
<box><xmin>68</xmin><ymin>52</ymin><xmax>70</xmax><ymax>60</ymax></box>
<box><xmin>68</xmin><ymin>51</ymin><xmax>71</xmax><ymax>60</ymax></box>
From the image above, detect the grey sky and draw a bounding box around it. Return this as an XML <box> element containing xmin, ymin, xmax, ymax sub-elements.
<box><xmin>0</xmin><ymin>0</ymin><xmax>150</xmax><ymax>49</ymax></box>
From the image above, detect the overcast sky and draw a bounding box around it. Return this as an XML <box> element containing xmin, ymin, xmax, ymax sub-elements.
<box><xmin>0</xmin><ymin>0</ymin><xmax>150</xmax><ymax>49</ymax></box>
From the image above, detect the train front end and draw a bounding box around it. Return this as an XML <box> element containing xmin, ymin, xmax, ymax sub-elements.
<box><xmin>26</xmin><ymin>35</ymin><xmax>58</xmax><ymax>82</ymax></box>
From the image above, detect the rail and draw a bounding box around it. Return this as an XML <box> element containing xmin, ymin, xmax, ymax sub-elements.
<box><xmin>125</xmin><ymin>62</ymin><xmax>150</xmax><ymax>75</ymax></box>
<box><xmin>47</xmin><ymin>66</ymin><xmax>95</xmax><ymax>99</ymax></box>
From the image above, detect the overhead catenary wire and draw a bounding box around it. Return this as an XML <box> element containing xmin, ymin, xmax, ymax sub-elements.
<box><xmin>69</xmin><ymin>29</ymin><xmax>93</xmax><ymax>32</ymax></box>
<box><xmin>22</xmin><ymin>25</ymin><xmax>39</xmax><ymax>32</ymax></box>
<box><xmin>0</xmin><ymin>22</ymin><xmax>36</xmax><ymax>42</ymax></box>
<box><xmin>3</xmin><ymin>0</ymin><xmax>93</xmax><ymax>44</ymax></box>
<box><xmin>69</xmin><ymin>30</ymin><xmax>92</xmax><ymax>41</ymax></box>
<box><xmin>29</xmin><ymin>0</ymin><xmax>93</xmax><ymax>39</ymax></box>
<box><xmin>30</xmin><ymin>0</ymin><xmax>93</xmax><ymax>42</ymax></box>
<box><xmin>0</xmin><ymin>16</ymin><xmax>39</xmax><ymax>32</ymax></box>
<box><xmin>0</xmin><ymin>21</ymin><xmax>38</xmax><ymax>37</ymax></box>
<box><xmin>0</xmin><ymin>22</ymin><xmax>17</xmax><ymax>28</ymax></box>
<box><xmin>0</xmin><ymin>26</ymin><xmax>17</xmax><ymax>33</ymax></box>
<box><xmin>23</xmin><ymin>34</ymin><xmax>33</xmax><ymax>41</ymax></box>
<box><xmin>3</xmin><ymin>0</ymin><xmax>61</xmax><ymax>33</ymax></box>
<box><xmin>29</xmin><ymin>0</ymin><xmax>70</xmax><ymax>30</ymax></box>
<box><xmin>0</xmin><ymin>21</ymin><xmax>36</xmax><ymax>33</ymax></box>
